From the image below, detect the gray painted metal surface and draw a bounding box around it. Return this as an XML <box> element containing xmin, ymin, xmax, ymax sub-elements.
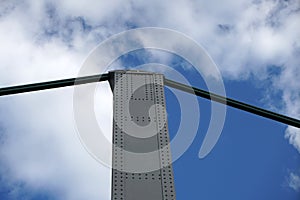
<box><xmin>109</xmin><ymin>70</ymin><xmax>176</xmax><ymax>200</ymax></box>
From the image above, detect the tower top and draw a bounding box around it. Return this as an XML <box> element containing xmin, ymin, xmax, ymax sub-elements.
<box><xmin>108</xmin><ymin>69</ymin><xmax>163</xmax><ymax>75</ymax></box>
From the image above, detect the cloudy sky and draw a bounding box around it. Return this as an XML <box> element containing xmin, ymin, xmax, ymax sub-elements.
<box><xmin>0</xmin><ymin>0</ymin><xmax>299</xmax><ymax>199</ymax></box>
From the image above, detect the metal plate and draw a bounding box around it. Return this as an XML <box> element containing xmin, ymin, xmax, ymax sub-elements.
<box><xmin>109</xmin><ymin>70</ymin><xmax>176</xmax><ymax>200</ymax></box>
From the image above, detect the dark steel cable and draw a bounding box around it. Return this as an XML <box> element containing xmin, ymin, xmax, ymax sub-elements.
<box><xmin>164</xmin><ymin>78</ymin><xmax>300</xmax><ymax>128</ymax></box>
<box><xmin>0</xmin><ymin>73</ymin><xmax>109</xmax><ymax>96</ymax></box>
<box><xmin>0</xmin><ymin>72</ymin><xmax>299</xmax><ymax>128</ymax></box>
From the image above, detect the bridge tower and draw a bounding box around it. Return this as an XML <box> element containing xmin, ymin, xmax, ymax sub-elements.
<box><xmin>109</xmin><ymin>70</ymin><xmax>176</xmax><ymax>200</ymax></box>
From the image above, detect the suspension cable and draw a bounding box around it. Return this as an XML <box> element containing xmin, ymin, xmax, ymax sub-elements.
<box><xmin>164</xmin><ymin>78</ymin><xmax>300</xmax><ymax>128</ymax></box>
<box><xmin>0</xmin><ymin>73</ymin><xmax>109</xmax><ymax>96</ymax></box>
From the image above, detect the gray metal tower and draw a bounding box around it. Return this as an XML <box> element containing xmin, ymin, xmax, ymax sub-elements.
<box><xmin>108</xmin><ymin>70</ymin><xmax>176</xmax><ymax>200</ymax></box>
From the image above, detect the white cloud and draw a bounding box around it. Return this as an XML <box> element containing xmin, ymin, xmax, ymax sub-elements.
<box><xmin>0</xmin><ymin>88</ymin><xmax>111</xmax><ymax>199</ymax></box>
<box><xmin>0</xmin><ymin>0</ymin><xmax>300</xmax><ymax>198</ymax></box>
<box><xmin>0</xmin><ymin>1</ymin><xmax>114</xmax><ymax>199</ymax></box>
<box><xmin>285</xmin><ymin>126</ymin><xmax>300</xmax><ymax>154</ymax></box>
<box><xmin>287</xmin><ymin>172</ymin><xmax>300</xmax><ymax>192</ymax></box>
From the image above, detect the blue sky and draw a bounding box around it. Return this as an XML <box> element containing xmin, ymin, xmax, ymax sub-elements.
<box><xmin>0</xmin><ymin>0</ymin><xmax>300</xmax><ymax>199</ymax></box>
<box><xmin>168</xmin><ymin>74</ymin><xmax>300</xmax><ymax>199</ymax></box>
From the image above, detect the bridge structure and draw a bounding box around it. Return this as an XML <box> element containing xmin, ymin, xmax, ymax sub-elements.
<box><xmin>0</xmin><ymin>70</ymin><xmax>299</xmax><ymax>200</ymax></box>
<box><xmin>108</xmin><ymin>70</ymin><xmax>176</xmax><ymax>200</ymax></box>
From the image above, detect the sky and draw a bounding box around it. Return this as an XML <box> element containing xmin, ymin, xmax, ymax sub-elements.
<box><xmin>0</xmin><ymin>0</ymin><xmax>299</xmax><ymax>199</ymax></box>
